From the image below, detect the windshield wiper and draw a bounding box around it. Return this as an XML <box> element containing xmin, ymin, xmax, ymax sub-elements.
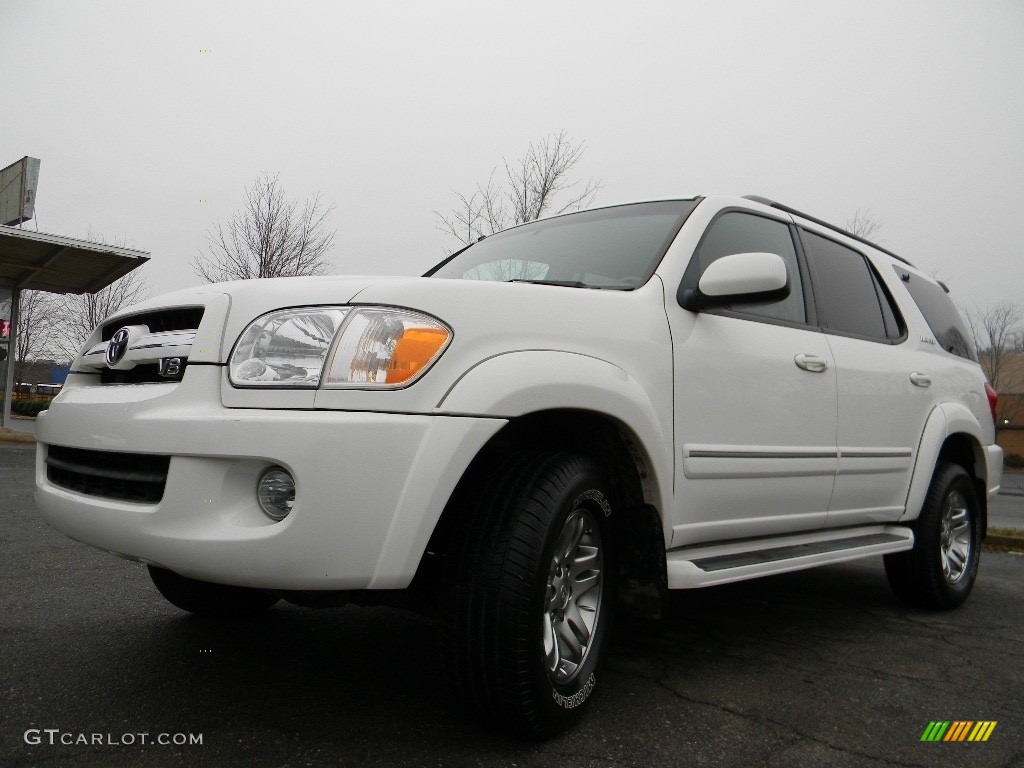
<box><xmin>508</xmin><ymin>279</ymin><xmax>597</xmax><ymax>288</ymax></box>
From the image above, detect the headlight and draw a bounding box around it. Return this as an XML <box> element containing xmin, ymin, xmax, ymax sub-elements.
<box><xmin>229</xmin><ymin>306</ymin><xmax>451</xmax><ymax>389</ymax></box>
<box><xmin>323</xmin><ymin>308</ymin><xmax>450</xmax><ymax>387</ymax></box>
<box><xmin>229</xmin><ymin>307</ymin><xmax>349</xmax><ymax>387</ymax></box>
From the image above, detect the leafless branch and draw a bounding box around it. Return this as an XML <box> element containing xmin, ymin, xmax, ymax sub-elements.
<box><xmin>436</xmin><ymin>132</ymin><xmax>600</xmax><ymax>248</ymax></box>
<box><xmin>964</xmin><ymin>301</ymin><xmax>1023</xmax><ymax>385</ymax></box>
<box><xmin>964</xmin><ymin>301</ymin><xmax>1024</xmax><ymax>425</ymax></box>
<box><xmin>2</xmin><ymin>230</ymin><xmax>149</xmax><ymax>365</ymax></box>
<box><xmin>844</xmin><ymin>209</ymin><xmax>883</xmax><ymax>239</ymax></box>
<box><xmin>192</xmin><ymin>173</ymin><xmax>336</xmax><ymax>282</ymax></box>
<box><xmin>48</xmin><ymin>268</ymin><xmax>149</xmax><ymax>363</ymax></box>
<box><xmin>0</xmin><ymin>290</ymin><xmax>61</xmax><ymax>380</ymax></box>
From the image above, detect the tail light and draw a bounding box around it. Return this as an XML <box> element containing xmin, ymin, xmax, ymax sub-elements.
<box><xmin>984</xmin><ymin>382</ymin><xmax>999</xmax><ymax>425</ymax></box>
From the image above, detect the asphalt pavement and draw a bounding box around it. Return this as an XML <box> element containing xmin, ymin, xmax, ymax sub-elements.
<box><xmin>990</xmin><ymin>493</ymin><xmax>1024</xmax><ymax>530</ymax></box>
<box><xmin>3</xmin><ymin>441</ymin><xmax>1023</xmax><ymax>767</ymax></box>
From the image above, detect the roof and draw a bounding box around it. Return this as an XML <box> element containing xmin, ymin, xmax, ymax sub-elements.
<box><xmin>0</xmin><ymin>225</ymin><xmax>149</xmax><ymax>294</ymax></box>
<box><xmin>743</xmin><ymin>195</ymin><xmax>914</xmax><ymax>267</ymax></box>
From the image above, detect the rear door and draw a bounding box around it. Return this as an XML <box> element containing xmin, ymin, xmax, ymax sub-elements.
<box><xmin>797</xmin><ymin>228</ymin><xmax>929</xmax><ymax>525</ymax></box>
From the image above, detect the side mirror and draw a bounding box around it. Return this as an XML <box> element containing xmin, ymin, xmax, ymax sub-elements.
<box><xmin>679</xmin><ymin>251</ymin><xmax>790</xmax><ymax>311</ymax></box>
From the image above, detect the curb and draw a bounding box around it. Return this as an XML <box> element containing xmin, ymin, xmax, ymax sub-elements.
<box><xmin>0</xmin><ymin>429</ymin><xmax>35</xmax><ymax>444</ymax></box>
<box><xmin>984</xmin><ymin>536</ymin><xmax>1024</xmax><ymax>554</ymax></box>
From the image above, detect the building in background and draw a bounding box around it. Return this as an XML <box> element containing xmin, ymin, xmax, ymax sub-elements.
<box><xmin>0</xmin><ymin>156</ymin><xmax>150</xmax><ymax>429</ymax></box>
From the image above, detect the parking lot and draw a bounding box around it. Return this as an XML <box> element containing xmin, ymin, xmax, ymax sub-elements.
<box><xmin>2</xmin><ymin>440</ymin><xmax>1023</xmax><ymax>767</ymax></box>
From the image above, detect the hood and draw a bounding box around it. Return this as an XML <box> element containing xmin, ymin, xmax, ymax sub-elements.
<box><xmin>349</xmin><ymin>276</ymin><xmax>671</xmax><ymax>370</ymax></box>
<box><xmin>93</xmin><ymin>273</ymin><xmax>671</xmax><ymax>373</ymax></box>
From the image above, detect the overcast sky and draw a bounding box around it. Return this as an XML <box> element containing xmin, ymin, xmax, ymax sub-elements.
<box><xmin>5</xmin><ymin>0</ymin><xmax>1023</xmax><ymax>310</ymax></box>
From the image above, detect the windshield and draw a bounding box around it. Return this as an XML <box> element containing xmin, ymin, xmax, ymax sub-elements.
<box><xmin>427</xmin><ymin>200</ymin><xmax>699</xmax><ymax>289</ymax></box>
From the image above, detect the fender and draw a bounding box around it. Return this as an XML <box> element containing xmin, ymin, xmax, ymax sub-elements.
<box><xmin>902</xmin><ymin>401</ymin><xmax>987</xmax><ymax>522</ymax></box>
<box><xmin>435</xmin><ymin>349</ymin><xmax>674</xmax><ymax>527</ymax></box>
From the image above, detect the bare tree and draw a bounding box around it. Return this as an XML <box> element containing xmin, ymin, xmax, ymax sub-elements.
<box><xmin>437</xmin><ymin>132</ymin><xmax>600</xmax><ymax>247</ymax></box>
<box><xmin>845</xmin><ymin>209</ymin><xmax>883</xmax><ymax>240</ymax></box>
<box><xmin>965</xmin><ymin>301</ymin><xmax>1023</xmax><ymax>384</ymax></box>
<box><xmin>32</xmin><ymin>230</ymin><xmax>150</xmax><ymax>363</ymax></box>
<box><xmin>0</xmin><ymin>290</ymin><xmax>60</xmax><ymax>381</ymax></box>
<box><xmin>15</xmin><ymin>291</ymin><xmax>57</xmax><ymax>379</ymax></box>
<box><xmin>193</xmin><ymin>173</ymin><xmax>335</xmax><ymax>282</ymax></box>
<box><xmin>50</xmin><ymin>270</ymin><xmax>149</xmax><ymax>363</ymax></box>
<box><xmin>965</xmin><ymin>301</ymin><xmax>1024</xmax><ymax>424</ymax></box>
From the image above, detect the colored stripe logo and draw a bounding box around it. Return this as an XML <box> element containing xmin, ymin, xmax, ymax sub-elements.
<box><xmin>921</xmin><ymin>721</ymin><xmax>997</xmax><ymax>742</ymax></box>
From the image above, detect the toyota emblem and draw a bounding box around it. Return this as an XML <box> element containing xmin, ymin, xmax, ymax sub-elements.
<box><xmin>106</xmin><ymin>327</ymin><xmax>131</xmax><ymax>366</ymax></box>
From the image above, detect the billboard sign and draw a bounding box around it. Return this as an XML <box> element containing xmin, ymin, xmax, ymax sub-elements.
<box><xmin>0</xmin><ymin>156</ymin><xmax>41</xmax><ymax>226</ymax></box>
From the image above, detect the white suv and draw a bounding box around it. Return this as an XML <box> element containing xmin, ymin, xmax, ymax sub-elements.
<box><xmin>35</xmin><ymin>195</ymin><xmax>1003</xmax><ymax>736</ymax></box>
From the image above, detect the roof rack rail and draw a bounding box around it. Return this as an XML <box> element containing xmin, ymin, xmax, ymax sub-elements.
<box><xmin>743</xmin><ymin>195</ymin><xmax>914</xmax><ymax>267</ymax></box>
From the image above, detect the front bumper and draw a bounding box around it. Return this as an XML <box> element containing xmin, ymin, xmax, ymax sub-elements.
<box><xmin>35</xmin><ymin>366</ymin><xmax>505</xmax><ymax>590</ymax></box>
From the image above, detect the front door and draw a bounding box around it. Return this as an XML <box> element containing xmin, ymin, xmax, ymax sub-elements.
<box><xmin>666</xmin><ymin>210</ymin><xmax>838</xmax><ymax>547</ymax></box>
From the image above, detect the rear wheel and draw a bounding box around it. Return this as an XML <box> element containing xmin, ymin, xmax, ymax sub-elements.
<box><xmin>148</xmin><ymin>566</ymin><xmax>279</xmax><ymax>617</ymax></box>
<box><xmin>884</xmin><ymin>462</ymin><xmax>981</xmax><ymax>609</ymax></box>
<box><xmin>444</xmin><ymin>452</ymin><xmax>615</xmax><ymax>737</ymax></box>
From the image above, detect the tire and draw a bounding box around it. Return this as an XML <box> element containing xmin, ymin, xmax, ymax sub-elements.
<box><xmin>884</xmin><ymin>462</ymin><xmax>981</xmax><ymax>610</ymax></box>
<box><xmin>148</xmin><ymin>566</ymin><xmax>279</xmax><ymax>617</ymax></box>
<box><xmin>444</xmin><ymin>452</ymin><xmax>616</xmax><ymax>738</ymax></box>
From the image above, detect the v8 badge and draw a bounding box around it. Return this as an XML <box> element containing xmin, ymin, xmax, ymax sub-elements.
<box><xmin>158</xmin><ymin>357</ymin><xmax>185</xmax><ymax>380</ymax></box>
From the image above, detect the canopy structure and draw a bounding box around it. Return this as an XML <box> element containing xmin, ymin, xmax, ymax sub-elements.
<box><xmin>0</xmin><ymin>225</ymin><xmax>149</xmax><ymax>294</ymax></box>
<box><xmin>1</xmin><ymin>225</ymin><xmax>150</xmax><ymax>429</ymax></box>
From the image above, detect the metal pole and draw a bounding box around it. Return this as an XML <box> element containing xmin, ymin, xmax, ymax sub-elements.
<box><xmin>2</xmin><ymin>288</ymin><xmax>19</xmax><ymax>429</ymax></box>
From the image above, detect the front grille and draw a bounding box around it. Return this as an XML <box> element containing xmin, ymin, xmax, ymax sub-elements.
<box><xmin>99</xmin><ymin>363</ymin><xmax>188</xmax><ymax>384</ymax></box>
<box><xmin>45</xmin><ymin>445</ymin><xmax>170</xmax><ymax>503</ymax></box>
<box><xmin>97</xmin><ymin>306</ymin><xmax>202</xmax><ymax>384</ymax></box>
<box><xmin>102</xmin><ymin>307</ymin><xmax>204</xmax><ymax>341</ymax></box>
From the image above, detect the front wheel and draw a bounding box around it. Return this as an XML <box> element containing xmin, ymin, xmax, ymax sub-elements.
<box><xmin>444</xmin><ymin>452</ymin><xmax>616</xmax><ymax>737</ymax></box>
<box><xmin>884</xmin><ymin>462</ymin><xmax>981</xmax><ymax>609</ymax></box>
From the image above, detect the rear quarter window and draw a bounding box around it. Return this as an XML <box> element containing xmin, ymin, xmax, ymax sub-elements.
<box><xmin>892</xmin><ymin>266</ymin><xmax>978</xmax><ymax>361</ymax></box>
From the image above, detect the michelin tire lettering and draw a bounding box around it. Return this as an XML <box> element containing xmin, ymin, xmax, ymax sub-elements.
<box><xmin>552</xmin><ymin>673</ymin><xmax>597</xmax><ymax>710</ymax></box>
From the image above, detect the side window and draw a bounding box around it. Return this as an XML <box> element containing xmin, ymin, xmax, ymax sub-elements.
<box><xmin>802</xmin><ymin>230</ymin><xmax>891</xmax><ymax>341</ymax></box>
<box><xmin>873</xmin><ymin>271</ymin><xmax>905</xmax><ymax>341</ymax></box>
<box><xmin>892</xmin><ymin>266</ymin><xmax>978</xmax><ymax>361</ymax></box>
<box><xmin>692</xmin><ymin>212</ymin><xmax>806</xmax><ymax>324</ymax></box>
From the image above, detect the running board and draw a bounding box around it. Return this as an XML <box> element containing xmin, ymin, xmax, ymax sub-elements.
<box><xmin>666</xmin><ymin>525</ymin><xmax>914</xmax><ymax>589</ymax></box>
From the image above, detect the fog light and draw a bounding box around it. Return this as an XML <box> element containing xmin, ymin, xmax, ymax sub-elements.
<box><xmin>257</xmin><ymin>467</ymin><xmax>295</xmax><ymax>521</ymax></box>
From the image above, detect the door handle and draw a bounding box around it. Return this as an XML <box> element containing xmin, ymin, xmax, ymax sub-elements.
<box><xmin>910</xmin><ymin>372</ymin><xmax>931</xmax><ymax>387</ymax></box>
<box><xmin>794</xmin><ymin>354</ymin><xmax>829</xmax><ymax>373</ymax></box>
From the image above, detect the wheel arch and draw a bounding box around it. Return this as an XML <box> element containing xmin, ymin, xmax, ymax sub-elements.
<box><xmin>416</xmin><ymin>408</ymin><xmax>670</xmax><ymax>618</ymax></box>
<box><xmin>436</xmin><ymin>350</ymin><xmax>672</xmax><ymax>499</ymax></box>
<box><xmin>904</xmin><ymin>402</ymin><xmax>989</xmax><ymax>536</ymax></box>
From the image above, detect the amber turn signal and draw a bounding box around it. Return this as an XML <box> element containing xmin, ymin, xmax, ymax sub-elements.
<box><xmin>387</xmin><ymin>327</ymin><xmax>451</xmax><ymax>384</ymax></box>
